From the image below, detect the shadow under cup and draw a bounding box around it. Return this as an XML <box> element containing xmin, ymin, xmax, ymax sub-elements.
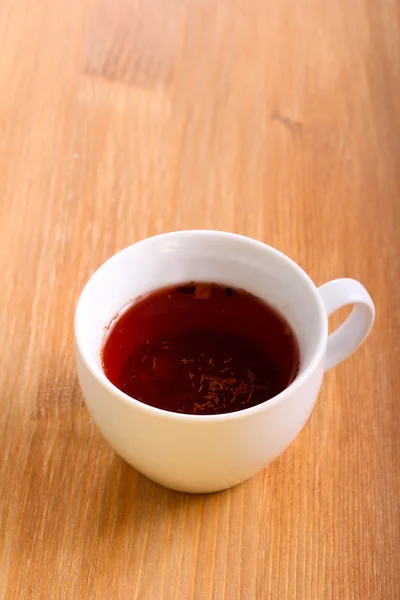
<box><xmin>75</xmin><ymin>232</ymin><xmax>327</xmax><ymax>492</ymax></box>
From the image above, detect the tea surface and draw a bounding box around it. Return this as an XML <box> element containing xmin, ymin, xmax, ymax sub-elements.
<box><xmin>102</xmin><ymin>282</ymin><xmax>300</xmax><ymax>415</ymax></box>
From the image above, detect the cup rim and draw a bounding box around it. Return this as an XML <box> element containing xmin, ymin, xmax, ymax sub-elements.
<box><xmin>75</xmin><ymin>230</ymin><xmax>328</xmax><ymax>421</ymax></box>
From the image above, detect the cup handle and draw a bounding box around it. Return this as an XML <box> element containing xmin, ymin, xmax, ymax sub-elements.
<box><xmin>318</xmin><ymin>278</ymin><xmax>375</xmax><ymax>372</ymax></box>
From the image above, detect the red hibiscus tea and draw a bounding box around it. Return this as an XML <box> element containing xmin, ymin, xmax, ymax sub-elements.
<box><xmin>101</xmin><ymin>282</ymin><xmax>300</xmax><ymax>415</ymax></box>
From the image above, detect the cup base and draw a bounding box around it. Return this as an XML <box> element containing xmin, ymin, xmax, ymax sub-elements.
<box><xmin>122</xmin><ymin>457</ymin><xmax>256</xmax><ymax>494</ymax></box>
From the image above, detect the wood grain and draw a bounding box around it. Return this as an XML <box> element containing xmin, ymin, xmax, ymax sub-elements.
<box><xmin>1</xmin><ymin>0</ymin><xmax>399</xmax><ymax>598</ymax></box>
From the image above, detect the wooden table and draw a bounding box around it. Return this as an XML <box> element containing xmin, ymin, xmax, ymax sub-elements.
<box><xmin>1</xmin><ymin>0</ymin><xmax>399</xmax><ymax>598</ymax></box>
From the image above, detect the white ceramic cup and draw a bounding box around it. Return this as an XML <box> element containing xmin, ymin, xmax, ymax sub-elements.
<box><xmin>75</xmin><ymin>231</ymin><xmax>375</xmax><ymax>493</ymax></box>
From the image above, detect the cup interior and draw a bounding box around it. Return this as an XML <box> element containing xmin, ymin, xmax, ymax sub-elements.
<box><xmin>75</xmin><ymin>231</ymin><xmax>327</xmax><ymax>387</ymax></box>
